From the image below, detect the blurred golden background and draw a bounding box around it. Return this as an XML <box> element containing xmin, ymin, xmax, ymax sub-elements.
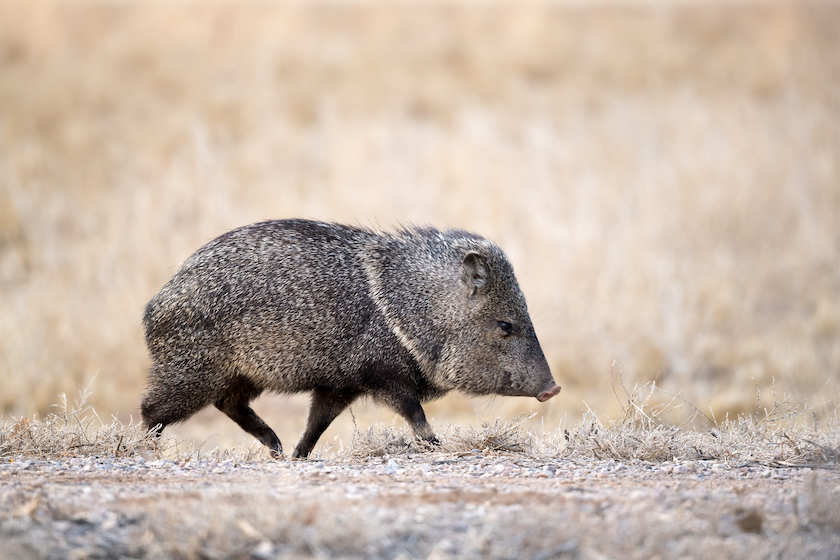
<box><xmin>1</xmin><ymin>0</ymin><xmax>838</xmax><ymax>453</ymax></box>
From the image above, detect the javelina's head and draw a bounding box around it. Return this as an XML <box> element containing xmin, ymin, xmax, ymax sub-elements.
<box><xmin>439</xmin><ymin>241</ymin><xmax>560</xmax><ymax>403</ymax></box>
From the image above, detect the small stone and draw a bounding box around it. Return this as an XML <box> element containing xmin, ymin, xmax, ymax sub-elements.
<box><xmin>735</xmin><ymin>509</ymin><xmax>764</xmax><ymax>534</ymax></box>
<box><xmin>252</xmin><ymin>540</ymin><xmax>275</xmax><ymax>559</ymax></box>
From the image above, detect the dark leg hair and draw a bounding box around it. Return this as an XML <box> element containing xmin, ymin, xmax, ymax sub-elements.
<box><xmin>292</xmin><ymin>389</ymin><xmax>359</xmax><ymax>459</ymax></box>
<box><xmin>140</xmin><ymin>363</ymin><xmax>216</xmax><ymax>435</ymax></box>
<box><xmin>383</xmin><ymin>391</ymin><xmax>439</xmax><ymax>446</ymax></box>
<box><xmin>214</xmin><ymin>376</ymin><xmax>283</xmax><ymax>459</ymax></box>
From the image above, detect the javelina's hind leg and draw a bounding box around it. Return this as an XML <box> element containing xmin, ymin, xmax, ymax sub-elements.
<box><xmin>214</xmin><ymin>380</ymin><xmax>283</xmax><ymax>459</ymax></box>
<box><xmin>141</xmin><ymin>364</ymin><xmax>216</xmax><ymax>436</ymax></box>
<box><xmin>292</xmin><ymin>389</ymin><xmax>359</xmax><ymax>459</ymax></box>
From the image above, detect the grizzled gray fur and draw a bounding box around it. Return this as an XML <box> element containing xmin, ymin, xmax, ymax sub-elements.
<box><xmin>141</xmin><ymin>219</ymin><xmax>560</xmax><ymax>458</ymax></box>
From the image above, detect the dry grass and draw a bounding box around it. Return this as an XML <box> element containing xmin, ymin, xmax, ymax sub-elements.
<box><xmin>16</xmin><ymin>379</ymin><xmax>833</xmax><ymax>467</ymax></box>
<box><xmin>0</xmin><ymin>387</ymin><xmax>269</xmax><ymax>462</ymax></box>
<box><xmin>2</xmin><ymin>384</ymin><xmax>839</xmax><ymax>559</ymax></box>
<box><xmin>339</xmin><ymin>380</ymin><xmax>840</xmax><ymax>468</ymax></box>
<box><xmin>0</xmin><ymin>386</ymin><xmax>152</xmax><ymax>462</ymax></box>
<box><xmin>0</xmin><ymin>0</ymin><xmax>839</xmax><ymax>446</ymax></box>
<box><xmin>552</xmin><ymin>385</ymin><xmax>840</xmax><ymax>466</ymax></box>
<box><xmin>3</xmin><ymin>375</ymin><xmax>838</xmax><ymax>466</ymax></box>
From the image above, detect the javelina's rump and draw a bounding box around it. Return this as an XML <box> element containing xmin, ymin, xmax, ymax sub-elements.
<box><xmin>141</xmin><ymin>220</ymin><xmax>559</xmax><ymax>458</ymax></box>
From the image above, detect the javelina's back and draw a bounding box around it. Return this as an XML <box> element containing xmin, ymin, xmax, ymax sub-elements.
<box><xmin>141</xmin><ymin>219</ymin><xmax>560</xmax><ymax>458</ymax></box>
<box><xmin>145</xmin><ymin>221</ymin><xmax>380</xmax><ymax>389</ymax></box>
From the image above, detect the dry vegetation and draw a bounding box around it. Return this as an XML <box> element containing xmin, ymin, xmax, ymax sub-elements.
<box><xmin>1</xmin><ymin>387</ymin><xmax>839</xmax><ymax>559</ymax></box>
<box><xmin>1</xmin><ymin>375</ymin><xmax>839</xmax><ymax>466</ymax></box>
<box><xmin>1</xmin><ymin>0</ymin><xmax>838</xmax><ymax>442</ymax></box>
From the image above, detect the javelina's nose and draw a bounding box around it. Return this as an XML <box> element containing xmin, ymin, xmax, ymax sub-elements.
<box><xmin>536</xmin><ymin>383</ymin><xmax>562</xmax><ymax>402</ymax></box>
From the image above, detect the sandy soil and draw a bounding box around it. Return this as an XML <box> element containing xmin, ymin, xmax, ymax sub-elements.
<box><xmin>2</xmin><ymin>453</ymin><xmax>839</xmax><ymax>560</ymax></box>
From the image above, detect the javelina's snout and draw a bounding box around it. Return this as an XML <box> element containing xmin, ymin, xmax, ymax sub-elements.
<box><xmin>536</xmin><ymin>382</ymin><xmax>562</xmax><ymax>402</ymax></box>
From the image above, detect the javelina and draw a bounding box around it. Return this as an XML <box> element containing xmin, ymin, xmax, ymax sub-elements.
<box><xmin>141</xmin><ymin>220</ymin><xmax>560</xmax><ymax>458</ymax></box>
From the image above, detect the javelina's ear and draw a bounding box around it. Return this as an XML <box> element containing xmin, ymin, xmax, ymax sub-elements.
<box><xmin>461</xmin><ymin>252</ymin><xmax>488</xmax><ymax>296</ymax></box>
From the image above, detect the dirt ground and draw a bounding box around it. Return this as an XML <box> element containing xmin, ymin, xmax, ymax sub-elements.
<box><xmin>2</xmin><ymin>452</ymin><xmax>839</xmax><ymax>560</ymax></box>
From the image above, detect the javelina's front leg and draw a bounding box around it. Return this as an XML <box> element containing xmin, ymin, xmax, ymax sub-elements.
<box><xmin>293</xmin><ymin>389</ymin><xmax>359</xmax><ymax>459</ymax></box>
<box><xmin>388</xmin><ymin>393</ymin><xmax>440</xmax><ymax>447</ymax></box>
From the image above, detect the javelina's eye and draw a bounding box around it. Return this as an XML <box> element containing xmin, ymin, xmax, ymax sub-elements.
<box><xmin>498</xmin><ymin>321</ymin><xmax>514</xmax><ymax>336</ymax></box>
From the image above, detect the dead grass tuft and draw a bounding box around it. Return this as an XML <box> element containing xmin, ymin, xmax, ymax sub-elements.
<box><xmin>0</xmin><ymin>384</ymin><xmax>155</xmax><ymax>460</ymax></box>
<box><xmin>332</xmin><ymin>412</ymin><xmax>543</xmax><ymax>460</ymax></box>
<box><xmin>441</xmin><ymin>413</ymin><xmax>537</xmax><ymax>454</ymax></box>
<box><xmin>0</xmin><ymin>386</ymin><xmax>275</xmax><ymax>462</ymax></box>
<box><xmin>341</xmin><ymin>423</ymin><xmax>414</xmax><ymax>459</ymax></box>
<box><xmin>541</xmin><ymin>369</ymin><xmax>840</xmax><ymax>465</ymax></box>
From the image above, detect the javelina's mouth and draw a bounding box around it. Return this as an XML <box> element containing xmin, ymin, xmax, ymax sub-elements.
<box><xmin>536</xmin><ymin>384</ymin><xmax>562</xmax><ymax>402</ymax></box>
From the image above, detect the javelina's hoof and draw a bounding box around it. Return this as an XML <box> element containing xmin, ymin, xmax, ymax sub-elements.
<box><xmin>267</xmin><ymin>445</ymin><xmax>284</xmax><ymax>460</ymax></box>
<box><xmin>416</xmin><ymin>435</ymin><xmax>440</xmax><ymax>449</ymax></box>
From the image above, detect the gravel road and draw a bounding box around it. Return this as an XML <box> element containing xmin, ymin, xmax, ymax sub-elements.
<box><xmin>2</xmin><ymin>452</ymin><xmax>839</xmax><ymax>560</ymax></box>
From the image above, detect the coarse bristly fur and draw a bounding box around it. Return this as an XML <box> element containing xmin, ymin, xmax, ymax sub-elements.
<box><xmin>140</xmin><ymin>219</ymin><xmax>559</xmax><ymax>458</ymax></box>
